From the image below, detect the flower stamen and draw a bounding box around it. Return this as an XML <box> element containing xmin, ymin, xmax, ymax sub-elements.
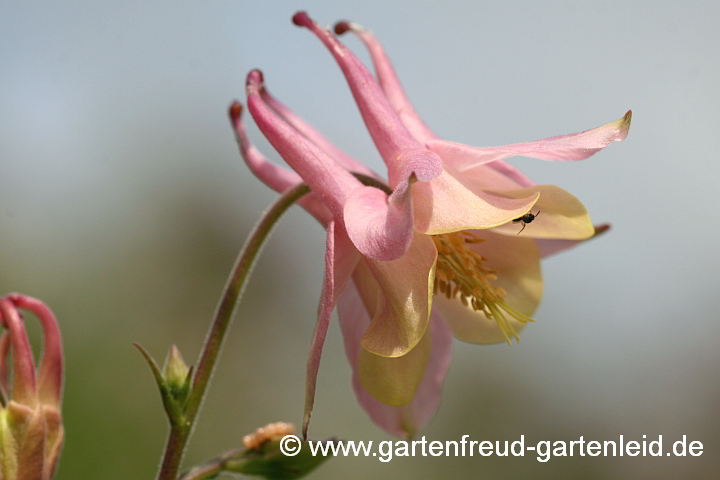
<box><xmin>432</xmin><ymin>232</ymin><xmax>535</xmax><ymax>345</ymax></box>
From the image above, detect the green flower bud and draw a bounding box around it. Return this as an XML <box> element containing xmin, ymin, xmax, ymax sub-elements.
<box><xmin>163</xmin><ymin>345</ymin><xmax>191</xmax><ymax>404</ymax></box>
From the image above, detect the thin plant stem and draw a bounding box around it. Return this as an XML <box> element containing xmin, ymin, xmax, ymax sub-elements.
<box><xmin>154</xmin><ymin>174</ymin><xmax>390</xmax><ymax>480</ymax></box>
<box><xmin>155</xmin><ymin>183</ymin><xmax>309</xmax><ymax>480</ymax></box>
<box><xmin>176</xmin><ymin>448</ymin><xmax>243</xmax><ymax>480</ymax></box>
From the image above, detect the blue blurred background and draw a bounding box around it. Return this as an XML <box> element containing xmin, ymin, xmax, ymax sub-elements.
<box><xmin>1</xmin><ymin>1</ymin><xmax>718</xmax><ymax>478</ymax></box>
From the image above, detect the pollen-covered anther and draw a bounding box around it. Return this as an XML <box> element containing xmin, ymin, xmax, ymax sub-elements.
<box><xmin>432</xmin><ymin>231</ymin><xmax>535</xmax><ymax>345</ymax></box>
<box><xmin>243</xmin><ymin>422</ymin><xmax>295</xmax><ymax>450</ymax></box>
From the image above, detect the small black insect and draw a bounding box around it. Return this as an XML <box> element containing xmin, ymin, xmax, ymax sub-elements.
<box><xmin>513</xmin><ymin>211</ymin><xmax>540</xmax><ymax>235</ymax></box>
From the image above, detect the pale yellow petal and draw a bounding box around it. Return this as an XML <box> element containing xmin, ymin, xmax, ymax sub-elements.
<box><xmin>353</xmin><ymin>232</ymin><xmax>437</xmax><ymax>358</ymax></box>
<box><xmin>435</xmin><ymin>231</ymin><xmax>543</xmax><ymax>344</ymax></box>
<box><xmin>486</xmin><ymin>185</ymin><xmax>594</xmax><ymax>239</ymax></box>
<box><xmin>356</xmin><ymin>329</ymin><xmax>430</xmax><ymax>406</ymax></box>
<box><xmin>413</xmin><ymin>168</ymin><xmax>539</xmax><ymax>235</ymax></box>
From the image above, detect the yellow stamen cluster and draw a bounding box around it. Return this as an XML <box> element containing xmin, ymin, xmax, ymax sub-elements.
<box><xmin>432</xmin><ymin>231</ymin><xmax>535</xmax><ymax>345</ymax></box>
<box><xmin>243</xmin><ymin>422</ymin><xmax>295</xmax><ymax>450</ymax></box>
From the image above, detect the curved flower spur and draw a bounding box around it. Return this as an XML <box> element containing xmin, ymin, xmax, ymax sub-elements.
<box><xmin>230</xmin><ymin>12</ymin><xmax>630</xmax><ymax>438</ymax></box>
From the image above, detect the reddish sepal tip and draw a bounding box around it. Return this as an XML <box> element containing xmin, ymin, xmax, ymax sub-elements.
<box><xmin>623</xmin><ymin>110</ymin><xmax>633</xmax><ymax>127</ymax></box>
<box><xmin>292</xmin><ymin>11</ymin><xmax>312</xmax><ymax>27</ymax></box>
<box><xmin>334</xmin><ymin>21</ymin><xmax>351</xmax><ymax>35</ymax></box>
<box><xmin>246</xmin><ymin>69</ymin><xmax>264</xmax><ymax>87</ymax></box>
<box><xmin>594</xmin><ymin>223</ymin><xmax>611</xmax><ymax>235</ymax></box>
<box><xmin>229</xmin><ymin>101</ymin><xmax>243</xmax><ymax>121</ymax></box>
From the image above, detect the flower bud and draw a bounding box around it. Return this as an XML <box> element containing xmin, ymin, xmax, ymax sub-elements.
<box><xmin>163</xmin><ymin>344</ymin><xmax>191</xmax><ymax>405</ymax></box>
<box><xmin>0</xmin><ymin>294</ymin><xmax>64</xmax><ymax>480</ymax></box>
<box><xmin>223</xmin><ymin>422</ymin><xmax>333</xmax><ymax>480</ymax></box>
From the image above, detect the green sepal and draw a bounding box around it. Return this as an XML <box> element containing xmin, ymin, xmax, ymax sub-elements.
<box><xmin>163</xmin><ymin>345</ymin><xmax>193</xmax><ymax>406</ymax></box>
<box><xmin>133</xmin><ymin>342</ymin><xmax>186</xmax><ymax>426</ymax></box>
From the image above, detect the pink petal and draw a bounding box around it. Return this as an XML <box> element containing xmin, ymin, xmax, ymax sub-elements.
<box><xmin>338</xmin><ymin>280</ymin><xmax>452</xmax><ymax>437</ymax></box>
<box><xmin>486</xmin><ymin>185</ymin><xmax>594</xmax><ymax>239</ymax></box>
<box><xmin>343</xmin><ymin>181</ymin><xmax>414</xmax><ymax>261</ymax></box>
<box><xmin>412</xmin><ymin>168</ymin><xmax>540</xmax><ymax>235</ymax></box>
<box><xmin>9</xmin><ymin>294</ymin><xmax>64</xmax><ymax>406</ymax></box>
<box><xmin>0</xmin><ymin>332</ymin><xmax>10</xmax><ymax>396</ymax></box>
<box><xmin>486</xmin><ymin>161</ymin><xmax>535</xmax><ymax>187</ymax></box>
<box><xmin>426</xmin><ymin>111</ymin><xmax>632</xmax><ymax>172</ymax></box>
<box><xmin>332</xmin><ymin>20</ymin><xmax>537</xmax><ymax>191</ymax></box>
<box><xmin>433</xmin><ymin>230</ymin><xmax>543</xmax><ymax>344</ymax></box>
<box><xmin>303</xmin><ymin>222</ymin><xmax>360</xmax><ymax>439</ymax></box>
<box><xmin>335</xmin><ymin>21</ymin><xmax>436</xmax><ymax>144</ymax></box>
<box><xmin>353</xmin><ymin>232</ymin><xmax>437</xmax><ymax>358</ymax></box>
<box><xmin>451</xmin><ymin>163</ymin><xmax>532</xmax><ymax>191</ymax></box>
<box><xmin>246</xmin><ymin>69</ymin><xmax>362</xmax><ymax>220</ymax></box>
<box><xmin>535</xmin><ymin>223</ymin><xmax>611</xmax><ymax>258</ymax></box>
<box><xmin>389</xmin><ymin>148</ymin><xmax>443</xmax><ymax>195</ymax></box>
<box><xmin>229</xmin><ymin>102</ymin><xmax>333</xmax><ymax>225</ymax></box>
<box><xmin>258</xmin><ymin>86</ymin><xmax>382</xmax><ymax>180</ymax></box>
<box><xmin>0</xmin><ymin>298</ymin><xmax>37</xmax><ymax>406</ymax></box>
<box><xmin>246</xmin><ymin>72</ymin><xmax>423</xmax><ymax>264</ymax></box>
<box><xmin>230</xmin><ymin>102</ymin><xmax>302</xmax><ymax>190</ymax></box>
<box><xmin>292</xmin><ymin>12</ymin><xmax>443</xmax><ymax>189</ymax></box>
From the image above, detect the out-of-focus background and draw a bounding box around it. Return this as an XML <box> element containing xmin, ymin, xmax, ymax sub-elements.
<box><xmin>1</xmin><ymin>1</ymin><xmax>718</xmax><ymax>479</ymax></box>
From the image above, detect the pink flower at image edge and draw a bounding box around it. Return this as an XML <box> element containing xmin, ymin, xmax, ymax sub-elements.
<box><xmin>0</xmin><ymin>294</ymin><xmax>64</xmax><ymax>480</ymax></box>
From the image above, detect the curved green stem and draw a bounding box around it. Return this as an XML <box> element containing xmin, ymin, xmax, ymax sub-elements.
<box><xmin>155</xmin><ymin>183</ymin><xmax>309</xmax><ymax>480</ymax></box>
<box><xmin>155</xmin><ymin>174</ymin><xmax>391</xmax><ymax>480</ymax></box>
<box><xmin>186</xmin><ymin>183</ymin><xmax>311</xmax><ymax>422</ymax></box>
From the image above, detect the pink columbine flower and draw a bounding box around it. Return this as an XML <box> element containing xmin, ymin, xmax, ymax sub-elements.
<box><xmin>230</xmin><ymin>12</ymin><xmax>630</xmax><ymax>438</ymax></box>
<box><xmin>0</xmin><ymin>294</ymin><xmax>64</xmax><ymax>480</ymax></box>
